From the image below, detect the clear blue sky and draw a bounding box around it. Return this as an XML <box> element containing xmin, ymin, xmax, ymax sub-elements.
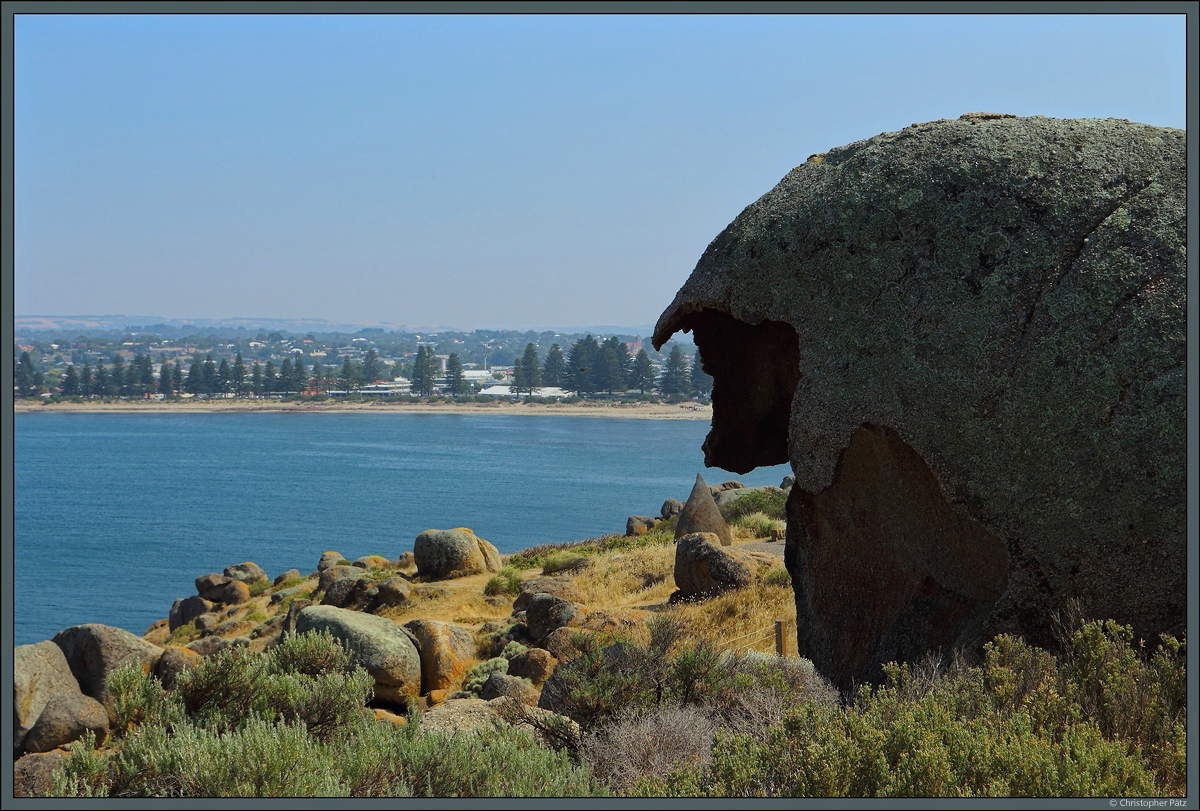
<box><xmin>13</xmin><ymin>12</ymin><xmax>1188</xmax><ymax>331</ymax></box>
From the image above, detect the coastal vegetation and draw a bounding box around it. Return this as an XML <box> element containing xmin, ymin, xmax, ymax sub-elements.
<box><xmin>27</xmin><ymin>493</ymin><xmax>1186</xmax><ymax>798</ymax></box>
<box><xmin>47</xmin><ymin>606</ymin><xmax>1185</xmax><ymax>798</ymax></box>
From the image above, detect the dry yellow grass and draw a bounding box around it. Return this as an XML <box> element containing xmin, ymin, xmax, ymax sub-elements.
<box><xmin>158</xmin><ymin>538</ymin><xmax>797</xmax><ymax>680</ymax></box>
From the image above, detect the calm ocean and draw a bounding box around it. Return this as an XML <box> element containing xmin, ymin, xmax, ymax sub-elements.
<box><xmin>12</xmin><ymin>412</ymin><xmax>789</xmax><ymax>646</ymax></box>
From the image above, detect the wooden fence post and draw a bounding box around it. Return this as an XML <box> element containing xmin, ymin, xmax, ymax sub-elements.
<box><xmin>775</xmin><ymin>620</ymin><xmax>786</xmax><ymax>656</ymax></box>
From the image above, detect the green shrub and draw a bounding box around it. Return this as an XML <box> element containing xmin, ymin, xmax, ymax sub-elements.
<box><xmin>462</xmin><ymin>657</ymin><xmax>509</xmax><ymax>696</ymax></box>
<box><xmin>719</xmin><ymin>489</ymin><xmax>787</xmax><ymax>523</ymax></box>
<box><xmin>165</xmin><ymin>621</ymin><xmax>197</xmax><ymax>646</ymax></box>
<box><xmin>270</xmin><ymin>628</ymin><xmax>353</xmax><ymax>676</ymax></box>
<box><xmin>248</xmin><ymin>579</ymin><xmax>272</xmax><ymax>597</ymax></box>
<box><xmin>107</xmin><ymin>663</ymin><xmax>176</xmax><ymax>738</ymax></box>
<box><xmin>498</xmin><ymin>640</ymin><xmax>527</xmax><ymax>660</ymax></box>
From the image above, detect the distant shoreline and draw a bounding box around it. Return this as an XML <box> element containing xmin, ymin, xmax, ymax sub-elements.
<box><xmin>12</xmin><ymin>399</ymin><xmax>713</xmax><ymax>420</ymax></box>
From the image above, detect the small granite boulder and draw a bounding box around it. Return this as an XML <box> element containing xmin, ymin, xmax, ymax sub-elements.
<box><xmin>152</xmin><ymin>646</ymin><xmax>200</xmax><ymax>690</ymax></box>
<box><xmin>273</xmin><ymin>568</ymin><xmax>302</xmax><ymax>586</ymax></box>
<box><xmin>626</xmin><ymin>515</ymin><xmax>659</xmax><ymax>537</ymax></box>
<box><xmin>322</xmin><ymin>576</ymin><xmax>374</xmax><ymax>609</ymax></box>
<box><xmin>506</xmin><ymin>648</ymin><xmax>557</xmax><ymax>686</ymax></box>
<box><xmin>660</xmin><ymin>498</ymin><xmax>684</xmax><ymax>520</ymax></box>
<box><xmin>479</xmin><ymin>672</ymin><xmax>539</xmax><ymax>705</ymax></box>
<box><xmin>353</xmin><ymin>555</ymin><xmax>392</xmax><ymax>569</ymax></box>
<box><xmin>372</xmin><ymin>576</ymin><xmax>413</xmax><ymax>609</ymax></box>
<box><xmin>194</xmin><ymin>573</ymin><xmax>229</xmax><ymax>596</ymax></box>
<box><xmin>675</xmin><ymin>474</ymin><xmax>732</xmax><ymax>546</ymax></box>
<box><xmin>317</xmin><ymin>551</ymin><xmax>345</xmax><ymax>572</ymax></box>
<box><xmin>223</xmin><ymin>561</ymin><xmax>267</xmax><ymax>584</ymax></box>
<box><xmin>396</xmin><ymin>551</ymin><xmax>415</xmax><ymax>569</ymax></box>
<box><xmin>403</xmin><ymin>619</ymin><xmax>477</xmax><ymax>694</ymax></box>
<box><xmin>206</xmin><ymin>579</ymin><xmax>251</xmax><ymax>606</ymax></box>
<box><xmin>525</xmin><ymin>593</ymin><xmax>579</xmax><ymax>642</ymax></box>
<box><xmin>673</xmin><ymin>532</ymin><xmax>755</xmax><ymax>599</ymax></box>
<box><xmin>21</xmin><ymin>691</ymin><xmax>109</xmax><ymax>754</ymax></box>
<box><xmin>318</xmin><ymin>564</ymin><xmax>364</xmax><ymax>593</ymax></box>
<box><xmin>295</xmin><ymin>606</ymin><xmax>422</xmax><ymax>703</ymax></box>
<box><xmin>270</xmin><ymin>586</ymin><xmax>308</xmax><ymax>605</ymax></box>
<box><xmin>169</xmin><ymin>595</ymin><xmax>215</xmax><ymax>633</ymax></box>
<box><xmin>13</xmin><ymin>750</ymin><xmax>70</xmax><ymax>798</ymax></box>
<box><xmin>414</xmin><ymin>528</ymin><xmax>502</xmax><ymax>579</ymax></box>
<box><xmin>14</xmin><ymin>641</ymin><xmax>80</xmax><ymax>757</ymax></box>
<box><xmin>512</xmin><ymin>576</ymin><xmax>586</xmax><ymax>612</ymax></box>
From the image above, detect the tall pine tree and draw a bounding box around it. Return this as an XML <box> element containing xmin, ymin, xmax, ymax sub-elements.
<box><xmin>445</xmin><ymin>352</ymin><xmax>466</xmax><ymax>396</ymax></box>
<box><xmin>159</xmin><ymin>355</ymin><xmax>173</xmax><ymax>396</ymax></box>
<box><xmin>657</xmin><ymin>345</ymin><xmax>690</xmax><ymax>397</ymax></box>
<box><xmin>518</xmin><ymin>344</ymin><xmax>541</xmax><ymax>396</ymax></box>
<box><xmin>60</xmin><ymin>365</ymin><xmax>80</xmax><ymax>397</ymax></box>
<box><xmin>566</xmin><ymin>335</ymin><xmax>600</xmax><ymax>396</ymax></box>
<box><xmin>232</xmin><ymin>352</ymin><xmax>247</xmax><ymax>395</ymax></box>
<box><xmin>542</xmin><ymin>344</ymin><xmax>565</xmax><ymax>387</ymax></box>
<box><xmin>361</xmin><ymin>348</ymin><xmax>382</xmax><ymax>385</ymax></box>
<box><xmin>630</xmin><ymin>349</ymin><xmax>655</xmax><ymax>394</ymax></box>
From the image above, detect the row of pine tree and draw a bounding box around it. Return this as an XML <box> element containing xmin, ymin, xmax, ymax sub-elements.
<box><xmin>19</xmin><ymin>338</ymin><xmax>711</xmax><ymax>399</ymax></box>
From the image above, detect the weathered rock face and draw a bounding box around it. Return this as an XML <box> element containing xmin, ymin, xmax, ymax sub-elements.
<box><xmin>674</xmin><ymin>474</ymin><xmax>732</xmax><ymax>545</ymax></box>
<box><xmin>512</xmin><ymin>576</ymin><xmax>586</xmax><ymax>612</ymax></box>
<box><xmin>14</xmin><ymin>641</ymin><xmax>79</xmax><ymax>756</ymax></box>
<box><xmin>52</xmin><ymin>625</ymin><xmax>163</xmax><ymax>721</ymax></box>
<box><xmin>22</xmin><ymin>691</ymin><xmax>110</xmax><ymax>755</ymax></box>
<box><xmin>652</xmin><ymin>115</ymin><xmax>1186</xmax><ymax>689</ymax></box>
<box><xmin>525</xmin><ymin>594</ymin><xmax>580</xmax><ymax>642</ymax></box>
<box><xmin>294</xmin><ymin>606</ymin><xmax>421</xmax><ymax>704</ymax></box>
<box><xmin>403</xmin><ymin>619</ymin><xmax>477</xmax><ymax>694</ymax></box>
<box><xmin>413</xmin><ymin>528</ymin><xmax>502</xmax><ymax>579</ymax></box>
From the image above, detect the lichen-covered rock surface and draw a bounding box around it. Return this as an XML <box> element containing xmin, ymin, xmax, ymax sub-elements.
<box><xmin>414</xmin><ymin>528</ymin><xmax>502</xmax><ymax>579</ymax></box>
<box><xmin>653</xmin><ymin>114</ymin><xmax>1185</xmax><ymax>689</ymax></box>
<box><xmin>294</xmin><ymin>605</ymin><xmax>422</xmax><ymax>704</ymax></box>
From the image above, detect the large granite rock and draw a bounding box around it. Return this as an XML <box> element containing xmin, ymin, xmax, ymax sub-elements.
<box><xmin>403</xmin><ymin>619</ymin><xmax>477</xmax><ymax>694</ymax></box>
<box><xmin>413</xmin><ymin>528</ymin><xmax>502</xmax><ymax>579</ymax></box>
<box><xmin>674</xmin><ymin>474</ymin><xmax>732</xmax><ymax>545</ymax></box>
<box><xmin>672</xmin><ymin>532</ymin><xmax>755</xmax><ymax>599</ymax></box>
<box><xmin>294</xmin><ymin>606</ymin><xmax>421</xmax><ymax>703</ymax></box>
<box><xmin>652</xmin><ymin>114</ymin><xmax>1186</xmax><ymax>689</ymax></box>
<box><xmin>52</xmin><ymin>624</ymin><xmax>162</xmax><ymax>722</ymax></box>
<box><xmin>14</xmin><ymin>641</ymin><xmax>80</xmax><ymax>757</ymax></box>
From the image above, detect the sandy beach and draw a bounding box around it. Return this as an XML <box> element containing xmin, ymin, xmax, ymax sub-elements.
<box><xmin>13</xmin><ymin>398</ymin><xmax>713</xmax><ymax>420</ymax></box>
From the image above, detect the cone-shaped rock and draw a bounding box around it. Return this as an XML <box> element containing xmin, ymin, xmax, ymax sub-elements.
<box><xmin>674</xmin><ymin>474</ymin><xmax>731</xmax><ymax>546</ymax></box>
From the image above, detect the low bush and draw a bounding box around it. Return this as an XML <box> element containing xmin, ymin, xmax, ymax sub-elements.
<box><xmin>483</xmin><ymin>567</ymin><xmax>523</xmax><ymax>597</ymax></box>
<box><xmin>719</xmin><ymin>489</ymin><xmax>787</xmax><ymax>524</ymax></box>
<box><xmin>617</xmin><ymin>624</ymin><xmax>1184</xmax><ymax>797</ymax></box>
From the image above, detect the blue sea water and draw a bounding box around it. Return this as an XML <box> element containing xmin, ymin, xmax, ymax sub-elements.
<box><xmin>12</xmin><ymin>412</ymin><xmax>789</xmax><ymax>646</ymax></box>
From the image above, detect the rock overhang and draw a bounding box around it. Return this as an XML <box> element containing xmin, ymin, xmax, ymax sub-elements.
<box><xmin>653</xmin><ymin>113</ymin><xmax>1187</xmax><ymax>686</ymax></box>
